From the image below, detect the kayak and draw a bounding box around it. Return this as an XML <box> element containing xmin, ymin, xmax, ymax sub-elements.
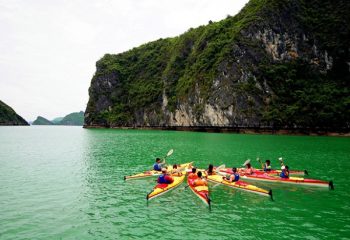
<box><xmin>207</xmin><ymin>174</ymin><xmax>273</xmax><ymax>198</ymax></box>
<box><xmin>124</xmin><ymin>162</ymin><xmax>192</xmax><ymax>181</ymax></box>
<box><xmin>187</xmin><ymin>172</ymin><xmax>210</xmax><ymax>207</ymax></box>
<box><xmin>146</xmin><ymin>169</ymin><xmax>186</xmax><ymax>201</ymax></box>
<box><xmin>219</xmin><ymin>169</ymin><xmax>334</xmax><ymax>189</ymax></box>
<box><xmin>238</xmin><ymin>168</ymin><xmax>308</xmax><ymax>176</ymax></box>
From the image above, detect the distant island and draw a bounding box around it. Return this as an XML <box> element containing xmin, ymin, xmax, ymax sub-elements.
<box><xmin>32</xmin><ymin>111</ymin><xmax>84</xmax><ymax>126</ymax></box>
<box><xmin>84</xmin><ymin>0</ymin><xmax>349</xmax><ymax>135</ymax></box>
<box><xmin>0</xmin><ymin>100</ymin><xmax>29</xmax><ymax>126</ymax></box>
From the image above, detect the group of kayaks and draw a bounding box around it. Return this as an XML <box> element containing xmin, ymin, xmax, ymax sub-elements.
<box><xmin>124</xmin><ymin>151</ymin><xmax>334</xmax><ymax>209</ymax></box>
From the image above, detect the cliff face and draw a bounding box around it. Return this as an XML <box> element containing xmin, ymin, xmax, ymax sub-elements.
<box><xmin>0</xmin><ymin>100</ymin><xmax>29</xmax><ymax>126</ymax></box>
<box><xmin>85</xmin><ymin>0</ymin><xmax>350</xmax><ymax>131</ymax></box>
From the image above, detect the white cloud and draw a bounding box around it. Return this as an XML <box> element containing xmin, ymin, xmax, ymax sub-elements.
<box><xmin>0</xmin><ymin>0</ymin><xmax>249</xmax><ymax>121</ymax></box>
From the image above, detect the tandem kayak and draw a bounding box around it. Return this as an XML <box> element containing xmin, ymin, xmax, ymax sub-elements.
<box><xmin>218</xmin><ymin>169</ymin><xmax>334</xmax><ymax>189</ymax></box>
<box><xmin>124</xmin><ymin>162</ymin><xmax>192</xmax><ymax>181</ymax></box>
<box><xmin>146</xmin><ymin>170</ymin><xmax>186</xmax><ymax>201</ymax></box>
<box><xmin>238</xmin><ymin>168</ymin><xmax>308</xmax><ymax>176</ymax></box>
<box><xmin>207</xmin><ymin>174</ymin><xmax>273</xmax><ymax>199</ymax></box>
<box><xmin>187</xmin><ymin>174</ymin><xmax>210</xmax><ymax>207</ymax></box>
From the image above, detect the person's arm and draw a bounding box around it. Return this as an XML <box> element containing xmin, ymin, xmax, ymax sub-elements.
<box><xmin>229</xmin><ymin>175</ymin><xmax>235</xmax><ymax>182</ymax></box>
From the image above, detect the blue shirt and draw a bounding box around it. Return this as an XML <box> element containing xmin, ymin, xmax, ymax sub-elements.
<box><xmin>153</xmin><ymin>163</ymin><xmax>161</xmax><ymax>171</ymax></box>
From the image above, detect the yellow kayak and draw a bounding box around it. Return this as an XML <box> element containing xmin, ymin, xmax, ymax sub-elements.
<box><xmin>146</xmin><ymin>170</ymin><xmax>187</xmax><ymax>201</ymax></box>
<box><xmin>124</xmin><ymin>162</ymin><xmax>192</xmax><ymax>181</ymax></box>
<box><xmin>207</xmin><ymin>174</ymin><xmax>273</xmax><ymax>199</ymax></box>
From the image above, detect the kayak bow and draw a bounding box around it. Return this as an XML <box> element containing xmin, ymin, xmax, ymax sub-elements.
<box><xmin>146</xmin><ymin>170</ymin><xmax>186</xmax><ymax>201</ymax></box>
<box><xmin>207</xmin><ymin>174</ymin><xmax>273</xmax><ymax>199</ymax></box>
<box><xmin>124</xmin><ymin>162</ymin><xmax>192</xmax><ymax>181</ymax></box>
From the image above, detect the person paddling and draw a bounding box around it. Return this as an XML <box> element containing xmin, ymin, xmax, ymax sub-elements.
<box><xmin>193</xmin><ymin>171</ymin><xmax>208</xmax><ymax>186</ymax></box>
<box><xmin>153</xmin><ymin>158</ymin><xmax>164</xmax><ymax>171</ymax></box>
<box><xmin>206</xmin><ymin>164</ymin><xmax>215</xmax><ymax>176</ymax></box>
<box><xmin>263</xmin><ymin>160</ymin><xmax>272</xmax><ymax>172</ymax></box>
<box><xmin>280</xmin><ymin>165</ymin><xmax>289</xmax><ymax>178</ymax></box>
<box><xmin>188</xmin><ymin>167</ymin><xmax>198</xmax><ymax>179</ymax></box>
<box><xmin>157</xmin><ymin>168</ymin><xmax>174</xmax><ymax>184</ymax></box>
<box><xmin>171</xmin><ymin>164</ymin><xmax>182</xmax><ymax>176</ymax></box>
<box><xmin>242</xmin><ymin>159</ymin><xmax>255</xmax><ymax>175</ymax></box>
<box><xmin>223</xmin><ymin>167</ymin><xmax>240</xmax><ymax>182</ymax></box>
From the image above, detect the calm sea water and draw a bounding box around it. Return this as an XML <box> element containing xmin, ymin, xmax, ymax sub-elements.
<box><xmin>0</xmin><ymin>126</ymin><xmax>349</xmax><ymax>239</ymax></box>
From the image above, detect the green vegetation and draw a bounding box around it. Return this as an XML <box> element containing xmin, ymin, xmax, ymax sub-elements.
<box><xmin>51</xmin><ymin>117</ymin><xmax>63</xmax><ymax>124</ymax></box>
<box><xmin>32</xmin><ymin>116</ymin><xmax>54</xmax><ymax>125</ymax></box>
<box><xmin>0</xmin><ymin>100</ymin><xmax>28</xmax><ymax>126</ymax></box>
<box><xmin>32</xmin><ymin>112</ymin><xmax>84</xmax><ymax>126</ymax></box>
<box><xmin>86</xmin><ymin>0</ymin><xmax>350</xmax><ymax>131</ymax></box>
<box><xmin>58</xmin><ymin>111</ymin><xmax>84</xmax><ymax>126</ymax></box>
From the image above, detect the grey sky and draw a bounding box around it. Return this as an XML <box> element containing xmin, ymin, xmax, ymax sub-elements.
<box><xmin>0</xmin><ymin>0</ymin><xmax>249</xmax><ymax>121</ymax></box>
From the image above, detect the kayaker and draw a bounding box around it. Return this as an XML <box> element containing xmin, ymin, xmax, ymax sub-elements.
<box><xmin>171</xmin><ymin>164</ymin><xmax>182</xmax><ymax>176</ymax></box>
<box><xmin>157</xmin><ymin>168</ymin><xmax>174</xmax><ymax>184</ymax></box>
<box><xmin>263</xmin><ymin>160</ymin><xmax>272</xmax><ymax>172</ymax></box>
<box><xmin>188</xmin><ymin>168</ymin><xmax>198</xmax><ymax>179</ymax></box>
<box><xmin>193</xmin><ymin>171</ymin><xmax>208</xmax><ymax>186</ymax></box>
<box><xmin>280</xmin><ymin>165</ymin><xmax>289</xmax><ymax>178</ymax></box>
<box><xmin>206</xmin><ymin>164</ymin><xmax>215</xmax><ymax>176</ymax></box>
<box><xmin>242</xmin><ymin>159</ymin><xmax>255</xmax><ymax>175</ymax></box>
<box><xmin>223</xmin><ymin>167</ymin><xmax>240</xmax><ymax>182</ymax></box>
<box><xmin>153</xmin><ymin>158</ymin><xmax>164</xmax><ymax>171</ymax></box>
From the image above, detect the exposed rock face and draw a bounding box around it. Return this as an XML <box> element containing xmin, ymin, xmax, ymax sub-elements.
<box><xmin>85</xmin><ymin>0</ymin><xmax>350</xmax><ymax>131</ymax></box>
<box><xmin>0</xmin><ymin>100</ymin><xmax>29</xmax><ymax>126</ymax></box>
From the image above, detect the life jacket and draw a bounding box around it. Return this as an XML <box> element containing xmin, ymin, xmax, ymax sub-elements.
<box><xmin>233</xmin><ymin>173</ymin><xmax>240</xmax><ymax>182</ymax></box>
<box><xmin>158</xmin><ymin>174</ymin><xmax>173</xmax><ymax>184</ymax></box>
<box><xmin>153</xmin><ymin>163</ymin><xmax>161</xmax><ymax>171</ymax></box>
<box><xmin>280</xmin><ymin>171</ymin><xmax>289</xmax><ymax>179</ymax></box>
<box><xmin>264</xmin><ymin>164</ymin><xmax>272</xmax><ymax>172</ymax></box>
<box><xmin>188</xmin><ymin>173</ymin><xmax>198</xmax><ymax>179</ymax></box>
<box><xmin>194</xmin><ymin>178</ymin><xmax>207</xmax><ymax>186</ymax></box>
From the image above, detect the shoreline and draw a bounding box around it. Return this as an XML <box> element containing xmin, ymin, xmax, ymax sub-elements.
<box><xmin>83</xmin><ymin>125</ymin><xmax>350</xmax><ymax>137</ymax></box>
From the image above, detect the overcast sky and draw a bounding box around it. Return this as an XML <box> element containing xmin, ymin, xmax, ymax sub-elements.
<box><xmin>0</xmin><ymin>0</ymin><xmax>249</xmax><ymax>121</ymax></box>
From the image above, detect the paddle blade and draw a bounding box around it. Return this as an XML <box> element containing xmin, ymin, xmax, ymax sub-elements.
<box><xmin>166</xmin><ymin>149</ymin><xmax>174</xmax><ymax>157</ymax></box>
<box><xmin>216</xmin><ymin>164</ymin><xmax>226</xmax><ymax>171</ymax></box>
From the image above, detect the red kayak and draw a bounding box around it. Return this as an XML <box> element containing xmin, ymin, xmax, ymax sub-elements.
<box><xmin>219</xmin><ymin>168</ymin><xmax>334</xmax><ymax>189</ymax></box>
<box><xmin>187</xmin><ymin>176</ymin><xmax>211</xmax><ymax>207</ymax></box>
<box><xmin>238</xmin><ymin>168</ymin><xmax>308</xmax><ymax>176</ymax></box>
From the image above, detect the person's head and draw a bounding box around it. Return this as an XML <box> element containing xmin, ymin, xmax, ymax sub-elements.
<box><xmin>192</xmin><ymin>168</ymin><xmax>196</xmax><ymax>173</ymax></box>
<box><xmin>173</xmin><ymin>164</ymin><xmax>178</xmax><ymax>169</ymax></box>
<box><xmin>156</xmin><ymin>158</ymin><xmax>161</xmax><ymax>163</ymax></box>
<box><xmin>232</xmin><ymin>167</ymin><xmax>237</xmax><ymax>173</ymax></box>
<box><xmin>208</xmin><ymin>164</ymin><xmax>213</xmax><ymax>171</ymax></box>
<box><xmin>161</xmin><ymin>168</ymin><xmax>167</xmax><ymax>174</ymax></box>
<box><xmin>197</xmin><ymin>171</ymin><xmax>202</xmax><ymax>178</ymax></box>
<box><xmin>285</xmin><ymin>165</ymin><xmax>289</xmax><ymax>170</ymax></box>
<box><xmin>246</xmin><ymin>163</ymin><xmax>251</xmax><ymax>168</ymax></box>
<box><xmin>266</xmin><ymin>160</ymin><xmax>271</xmax><ymax>165</ymax></box>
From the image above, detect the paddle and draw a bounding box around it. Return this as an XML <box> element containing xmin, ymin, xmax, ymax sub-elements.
<box><xmin>163</xmin><ymin>149</ymin><xmax>174</xmax><ymax>161</ymax></box>
<box><xmin>278</xmin><ymin>157</ymin><xmax>284</xmax><ymax>166</ymax></box>
<box><xmin>257</xmin><ymin>157</ymin><xmax>264</xmax><ymax>169</ymax></box>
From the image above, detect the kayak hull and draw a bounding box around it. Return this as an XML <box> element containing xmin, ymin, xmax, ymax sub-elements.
<box><xmin>207</xmin><ymin>174</ymin><xmax>272</xmax><ymax>198</ymax></box>
<box><xmin>125</xmin><ymin>162</ymin><xmax>192</xmax><ymax>181</ymax></box>
<box><xmin>238</xmin><ymin>168</ymin><xmax>307</xmax><ymax>176</ymax></box>
<box><xmin>146</xmin><ymin>170</ymin><xmax>186</xmax><ymax>201</ymax></box>
<box><xmin>240</xmin><ymin>174</ymin><xmax>333</xmax><ymax>188</ymax></box>
<box><xmin>187</xmin><ymin>177</ymin><xmax>210</xmax><ymax>206</ymax></box>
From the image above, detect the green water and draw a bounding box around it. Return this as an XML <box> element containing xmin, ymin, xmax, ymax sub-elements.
<box><xmin>0</xmin><ymin>126</ymin><xmax>349</xmax><ymax>239</ymax></box>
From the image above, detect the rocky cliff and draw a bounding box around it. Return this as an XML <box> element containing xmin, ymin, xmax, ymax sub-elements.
<box><xmin>0</xmin><ymin>100</ymin><xmax>29</xmax><ymax>126</ymax></box>
<box><xmin>85</xmin><ymin>0</ymin><xmax>350</xmax><ymax>132</ymax></box>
